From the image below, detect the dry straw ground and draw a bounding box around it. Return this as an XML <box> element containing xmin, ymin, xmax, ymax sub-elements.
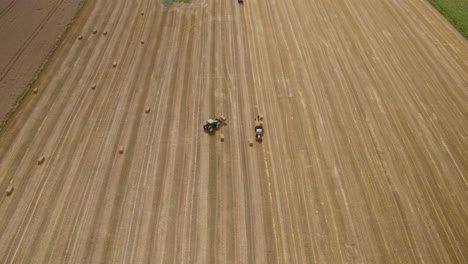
<box><xmin>0</xmin><ymin>0</ymin><xmax>467</xmax><ymax>263</ymax></box>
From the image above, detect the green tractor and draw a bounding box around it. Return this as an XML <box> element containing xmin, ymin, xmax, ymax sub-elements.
<box><xmin>203</xmin><ymin>116</ymin><xmax>226</xmax><ymax>134</ymax></box>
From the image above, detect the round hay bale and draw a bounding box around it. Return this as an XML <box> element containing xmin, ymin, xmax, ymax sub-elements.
<box><xmin>259</xmin><ymin>115</ymin><xmax>264</xmax><ymax>121</ymax></box>
<box><xmin>78</xmin><ymin>36</ymin><xmax>83</xmax><ymax>40</ymax></box>
<box><xmin>141</xmin><ymin>40</ymin><xmax>145</xmax><ymax>44</ymax></box>
<box><xmin>145</xmin><ymin>107</ymin><xmax>151</xmax><ymax>114</ymax></box>
<box><xmin>93</xmin><ymin>29</ymin><xmax>97</xmax><ymax>34</ymax></box>
<box><xmin>119</xmin><ymin>146</ymin><xmax>124</xmax><ymax>154</ymax></box>
<box><xmin>113</xmin><ymin>62</ymin><xmax>117</xmax><ymax>68</ymax></box>
<box><xmin>220</xmin><ymin>134</ymin><xmax>225</xmax><ymax>142</ymax></box>
<box><xmin>33</xmin><ymin>88</ymin><xmax>39</xmax><ymax>94</ymax></box>
<box><xmin>91</xmin><ymin>84</ymin><xmax>96</xmax><ymax>90</ymax></box>
<box><xmin>38</xmin><ymin>156</ymin><xmax>45</xmax><ymax>165</ymax></box>
<box><xmin>6</xmin><ymin>186</ymin><xmax>14</xmax><ymax>196</ymax></box>
<box><xmin>103</xmin><ymin>31</ymin><xmax>108</xmax><ymax>36</ymax></box>
<box><xmin>249</xmin><ymin>140</ymin><xmax>253</xmax><ymax>147</ymax></box>
<box><xmin>141</xmin><ymin>11</ymin><xmax>144</xmax><ymax>15</ymax></box>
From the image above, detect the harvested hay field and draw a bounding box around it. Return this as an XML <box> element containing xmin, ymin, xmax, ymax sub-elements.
<box><xmin>0</xmin><ymin>0</ymin><xmax>467</xmax><ymax>263</ymax></box>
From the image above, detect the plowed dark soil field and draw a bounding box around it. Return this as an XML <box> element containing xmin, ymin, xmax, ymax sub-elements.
<box><xmin>0</xmin><ymin>0</ymin><xmax>83</xmax><ymax>120</ymax></box>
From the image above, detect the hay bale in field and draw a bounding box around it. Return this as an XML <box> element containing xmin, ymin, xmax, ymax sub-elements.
<box><xmin>33</xmin><ymin>88</ymin><xmax>38</xmax><ymax>94</ymax></box>
<box><xmin>78</xmin><ymin>35</ymin><xmax>83</xmax><ymax>40</ymax></box>
<box><xmin>141</xmin><ymin>11</ymin><xmax>144</xmax><ymax>15</ymax></box>
<box><xmin>141</xmin><ymin>40</ymin><xmax>145</xmax><ymax>44</ymax></box>
<box><xmin>113</xmin><ymin>62</ymin><xmax>117</xmax><ymax>68</ymax></box>
<box><xmin>103</xmin><ymin>31</ymin><xmax>108</xmax><ymax>36</ymax></box>
<box><xmin>6</xmin><ymin>186</ymin><xmax>14</xmax><ymax>196</ymax></box>
<box><xmin>145</xmin><ymin>107</ymin><xmax>151</xmax><ymax>113</ymax></box>
<box><xmin>93</xmin><ymin>29</ymin><xmax>97</xmax><ymax>34</ymax></box>
<box><xmin>119</xmin><ymin>146</ymin><xmax>124</xmax><ymax>154</ymax></box>
<box><xmin>91</xmin><ymin>84</ymin><xmax>96</xmax><ymax>90</ymax></box>
<box><xmin>38</xmin><ymin>156</ymin><xmax>45</xmax><ymax>165</ymax></box>
<box><xmin>249</xmin><ymin>140</ymin><xmax>253</xmax><ymax>147</ymax></box>
<box><xmin>259</xmin><ymin>114</ymin><xmax>264</xmax><ymax>121</ymax></box>
<box><xmin>220</xmin><ymin>134</ymin><xmax>225</xmax><ymax>142</ymax></box>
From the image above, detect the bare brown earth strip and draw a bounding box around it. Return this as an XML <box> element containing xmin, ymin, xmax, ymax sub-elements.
<box><xmin>0</xmin><ymin>0</ymin><xmax>84</xmax><ymax>123</ymax></box>
<box><xmin>0</xmin><ymin>0</ymin><xmax>467</xmax><ymax>263</ymax></box>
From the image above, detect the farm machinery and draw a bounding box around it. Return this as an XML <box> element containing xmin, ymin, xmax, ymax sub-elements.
<box><xmin>203</xmin><ymin>116</ymin><xmax>226</xmax><ymax>134</ymax></box>
<box><xmin>255</xmin><ymin>123</ymin><xmax>264</xmax><ymax>142</ymax></box>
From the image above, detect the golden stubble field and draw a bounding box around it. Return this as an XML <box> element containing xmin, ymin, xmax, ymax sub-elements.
<box><xmin>0</xmin><ymin>0</ymin><xmax>466</xmax><ymax>263</ymax></box>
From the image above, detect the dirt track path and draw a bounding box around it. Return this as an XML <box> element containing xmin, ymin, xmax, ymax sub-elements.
<box><xmin>0</xmin><ymin>0</ymin><xmax>467</xmax><ymax>263</ymax></box>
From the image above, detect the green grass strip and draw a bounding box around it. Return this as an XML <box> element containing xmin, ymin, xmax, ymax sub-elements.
<box><xmin>430</xmin><ymin>0</ymin><xmax>468</xmax><ymax>37</ymax></box>
<box><xmin>0</xmin><ymin>0</ymin><xmax>88</xmax><ymax>134</ymax></box>
<box><xmin>164</xmin><ymin>0</ymin><xmax>189</xmax><ymax>5</ymax></box>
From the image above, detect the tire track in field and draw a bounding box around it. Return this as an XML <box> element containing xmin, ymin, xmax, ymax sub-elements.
<box><xmin>61</xmin><ymin>1</ymin><xmax>149</xmax><ymax>262</ymax></box>
<box><xmin>301</xmin><ymin>2</ymin><xmax>379</xmax><ymax>259</ymax></box>
<box><xmin>235</xmin><ymin>3</ymin><xmax>266</xmax><ymax>263</ymax></box>
<box><xmin>328</xmin><ymin>2</ymin><xmax>422</xmax><ymax>260</ymax></box>
<box><xmin>46</xmin><ymin>0</ymin><xmax>136</xmax><ymax>260</ymax></box>
<box><xmin>234</xmin><ymin>4</ymin><xmax>257</xmax><ymax>263</ymax></box>
<box><xmin>121</xmin><ymin>7</ymin><xmax>171</xmax><ymax>263</ymax></box>
<box><xmin>89</xmin><ymin>0</ymin><xmax>163</xmax><ymax>262</ymax></box>
<box><xmin>0</xmin><ymin>0</ymin><xmax>16</xmax><ymax>19</ymax></box>
<box><xmin>144</xmin><ymin>13</ymin><xmax>190</xmax><ymax>263</ymax></box>
<box><xmin>184</xmin><ymin>17</ymin><xmax>204</xmax><ymax>263</ymax></box>
<box><xmin>291</xmin><ymin>4</ymin><xmax>376</xmax><ymax>261</ymax></box>
<box><xmin>186</xmin><ymin>4</ymin><xmax>213</xmax><ymax>263</ymax></box>
<box><xmin>0</xmin><ymin>0</ymin><xmax>67</xmax><ymax>82</ymax></box>
<box><xmin>35</xmin><ymin>1</ymin><xmax>151</xmax><ymax>263</ymax></box>
<box><xmin>214</xmin><ymin>2</ymin><xmax>228</xmax><ymax>262</ymax></box>
<box><xmin>216</xmin><ymin>0</ymin><xmax>236</xmax><ymax>261</ymax></box>
<box><xmin>0</xmin><ymin>0</ymin><xmax>103</xmax><ymax>190</ymax></box>
<box><xmin>0</xmin><ymin>0</ymin><xmax>136</xmax><ymax>260</ymax></box>
<box><xmin>0</xmin><ymin>3</ymin><xmax>89</xmax><ymax>184</ymax></box>
<box><xmin>112</xmin><ymin>1</ymin><xmax>164</xmax><ymax>262</ymax></box>
<box><xmin>159</xmin><ymin>15</ymin><xmax>194</xmax><ymax>263</ymax></box>
<box><xmin>339</xmin><ymin>1</ymin><xmax>465</xmax><ymax>261</ymax></box>
<box><xmin>226</xmin><ymin>2</ymin><xmax>247</xmax><ymax>263</ymax></box>
<box><xmin>0</xmin><ymin>0</ymin><xmax>123</xmax><ymax>260</ymax></box>
<box><xmin>370</xmin><ymin>6</ymin><xmax>467</xmax><ymax>258</ymax></box>
<box><xmin>83</xmin><ymin>7</ymin><xmax>176</xmax><ymax>262</ymax></box>
<box><xmin>213</xmin><ymin>2</ymin><xmax>232</xmax><ymax>262</ymax></box>
<box><xmin>247</xmin><ymin>1</ymin><xmax>299</xmax><ymax>261</ymax></box>
<box><xmin>10</xmin><ymin>1</ymin><xmax>131</xmax><ymax>259</ymax></box>
<box><xmin>40</xmin><ymin>0</ymin><xmax>141</xmax><ymax>260</ymax></box>
<box><xmin>217</xmin><ymin>1</ymin><xmax>239</xmax><ymax>262</ymax></box>
<box><xmin>185</xmin><ymin>7</ymin><xmax>208</xmax><ymax>263</ymax></box>
<box><xmin>126</xmin><ymin>9</ymin><xmax>182</xmax><ymax>260</ymax></box>
<box><xmin>274</xmin><ymin>0</ymin><xmax>352</xmax><ymax>261</ymax></box>
<box><xmin>241</xmin><ymin>1</ymin><xmax>283</xmax><ymax>261</ymax></box>
<box><xmin>244</xmin><ymin>1</ymin><xmax>313</xmax><ymax>261</ymax></box>
<box><xmin>272</xmin><ymin>0</ymin><xmax>353</xmax><ymax>261</ymax></box>
<box><xmin>119</xmin><ymin>6</ymin><xmax>177</xmax><ymax>260</ymax></box>
<box><xmin>121</xmin><ymin>9</ymin><xmax>176</xmax><ymax>263</ymax></box>
<box><xmin>207</xmin><ymin>0</ymin><xmax>219</xmax><ymax>262</ymax></box>
<box><xmin>282</xmin><ymin>0</ymin><xmax>367</xmax><ymax>260</ymax></box>
<box><xmin>0</xmin><ymin>0</ymin><xmax>100</xmax><ymax>224</ymax></box>
<box><xmin>171</xmin><ymin>13</ymin><xmax>205</xmax><ymax>263</ymax></box>
<box><xmin>314</xmin><ymin>2</ymin><xmax>425</xmax><ymax>259</ymax></box>
<box><xmin>248</xmin><ymin>2</ymin><xmax>293</xmax><ymax>261</ymax></box>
